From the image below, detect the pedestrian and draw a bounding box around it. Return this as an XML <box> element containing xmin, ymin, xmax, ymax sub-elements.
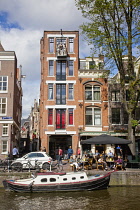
<box><xmin>77</xmin><ymin>147</ymin><xmax>81</xmax><ymax>156</ymax></box>
<box><xmin>116</xmin><ymin>145</ymin><xmax>122</xmax><ymax>156</ymax></box>
<box><xmin>67</xmin><ymin>146</ymin><xmax>73</xmax><ymax>159</ymax></box>
<box><xmin>12</xmin><ymin>146</ymin><xmax>19</xmax><ymax>159</ymax></box>
<box><xmin>42</xmin><ymin>147</ymin><xmax>46</xmax><ymax>152</ymax></box>
<box><xmin>58</xmin><ymin>147</ymin><xmax>63</xmax><ymax>165</ymax></box>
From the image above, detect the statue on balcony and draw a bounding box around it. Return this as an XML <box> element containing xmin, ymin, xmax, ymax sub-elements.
<box><xmin>57</xmin><ymin>42</ymin><xmax>66</xmax><ymax>56</ymax></box>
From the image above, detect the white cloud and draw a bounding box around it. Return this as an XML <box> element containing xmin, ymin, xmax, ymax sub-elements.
<box><xmin>0</xmin><ymin>0</ymin><xmax>91</xmax><ymax>118</ymax></box>
<box><xmin>0</xmin><ymin>0</ymin><xmax>84</xmax><ymax>30</ymax></box>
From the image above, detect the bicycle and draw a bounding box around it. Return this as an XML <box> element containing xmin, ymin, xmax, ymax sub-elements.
<box><xmin>22</xmin><ymin>159</ymin><xmax>41</xmax><ymax>172</ymax></box>
<box><xmin>51</xmin><ymin>162</ymin><xmax>64</xmax><ymax>172</ymax></box>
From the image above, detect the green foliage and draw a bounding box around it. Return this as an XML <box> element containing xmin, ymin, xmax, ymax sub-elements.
<box><xmin>131</xmin><ymin>119</ymin><xmax>139</xmax><ymax>127</ymax></box>
<box><xmin>75</xmin><ymin>0</ymin><xmax>140</xmax><ymax>153</ymax></box>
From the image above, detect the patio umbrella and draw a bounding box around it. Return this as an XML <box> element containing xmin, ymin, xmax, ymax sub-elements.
<box><xmin>80</xmin><ymin>134</ymin><xmax>132</xmax><ymax>145</ymax></box>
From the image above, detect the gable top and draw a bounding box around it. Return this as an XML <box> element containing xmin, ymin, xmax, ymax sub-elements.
<box><xmin>0</xmin><ymin>42</ymin><xmax>5</xmax><ymax>51</ymax></box>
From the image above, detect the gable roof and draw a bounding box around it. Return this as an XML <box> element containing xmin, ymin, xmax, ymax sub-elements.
<box><xmin>0</xmin><ymin>42</ymin><xmax>5</xmax><ymax>51</ymax></box>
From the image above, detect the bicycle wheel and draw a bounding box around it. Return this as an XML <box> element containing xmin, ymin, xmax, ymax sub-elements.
<box><xmin>12</xmin><ymin>162</ymin><xmax>23</xmax><ymax>172</ymax></box>
<box><xmin>42</xmin><ymin>162</ymin><xmax>50</xmax><ymax>170</ymax></box>
<box><xmin>57</xmin><ymin>164</ymin><xmax>63</xmax><ymax>172</ymax></box>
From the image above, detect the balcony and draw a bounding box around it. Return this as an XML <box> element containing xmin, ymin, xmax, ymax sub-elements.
<box><xmin>56</xmin><ymin>43</ymin><xmax>67</xmax><ymax>57</ymax></box>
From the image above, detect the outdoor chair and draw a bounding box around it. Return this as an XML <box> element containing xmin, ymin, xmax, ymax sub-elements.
<box><xmin>116</xmin><ymin>163</ymin><xmax>122</xmax><ymax>170</ymax></box>
<box><xmin>97</xmin><ymin>162</ymin><xmax>104</xmax><ymax>170</ymax></box>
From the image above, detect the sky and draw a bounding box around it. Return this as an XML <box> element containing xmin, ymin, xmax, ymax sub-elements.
<box><xmin>0</xmin><ymin>0</ymin><xmax>92</xmax><ymax>119</ymax></box>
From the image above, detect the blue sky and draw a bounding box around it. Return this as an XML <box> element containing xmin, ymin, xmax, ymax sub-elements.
<box><xmin>0</xmin><ymin>0</ymin><xmax>91</xmax><ymax>118</ymax></box>
<box><xmin>0</xmin><ymin>11</ymin><xmax>22</xmax><ymax>30</ymax></box>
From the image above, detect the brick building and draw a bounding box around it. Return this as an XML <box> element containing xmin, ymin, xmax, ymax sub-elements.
<box><xmin>0</xmin><ymin>42</ymin><xmax>22</xmax><ymax>159</ymax></box>
<box><xmin>39</xmin><ymin>30</ymin><xmax>110</xmax><ymax>158</ymax></box>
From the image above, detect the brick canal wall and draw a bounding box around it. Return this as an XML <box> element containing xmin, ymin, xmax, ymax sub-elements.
<box><xmin>0</xmin><ymin>169</ymin><xmax>140</xmax><ymax>188</ymax></box>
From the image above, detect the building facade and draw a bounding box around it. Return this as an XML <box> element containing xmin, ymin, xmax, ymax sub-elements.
<box><xmin>39</xmin><ymin>30</ymin><xmax>110</xmax><ymax>157</ymax></box>
<box><xmin>108</xmin><ymin>55</ymin><xmax>140</xmax><ymax>159</ymax></box>
<box><xmin>29</xmin><ymin>99</ymin><xmax>40</xmax><ymax>151</ymax></box>
<box><xmin>0</xmin><ymin>43</ymin><xmax>22</xmax><ymax>159</ymax></box>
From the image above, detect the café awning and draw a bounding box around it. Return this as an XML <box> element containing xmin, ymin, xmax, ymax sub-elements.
<box><xmin>80</xmin><ymin>134</ymin><xmax>132</xmax><ymax>145</ymax></box>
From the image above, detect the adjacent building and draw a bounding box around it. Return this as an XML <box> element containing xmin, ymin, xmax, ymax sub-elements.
<box><xmin>0</xmin><ymin>42</ymin><xmax>22</xmax><ymax>159</ymax></box>
<box><xmin>29</xmin><ymin>99</ymin><xmax>40</xmax><ymax>151</ymax></box>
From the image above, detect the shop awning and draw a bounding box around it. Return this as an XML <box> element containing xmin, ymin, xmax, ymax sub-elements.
<box><xmin>80</xmin><ymin>134</ymin><xmax>132</xmax><ymax>145</ymax></box>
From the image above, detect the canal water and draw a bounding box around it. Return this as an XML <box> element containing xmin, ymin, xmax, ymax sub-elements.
<box><xmin>0</xmin><ymin>187</ymin><xmax>139</xmax><ymax>210</ymax></box>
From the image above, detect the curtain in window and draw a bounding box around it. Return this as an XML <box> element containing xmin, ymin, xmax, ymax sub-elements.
<box><xmin>56</xmin><ymin>110</ymin><xmax>61</xmax><ymax>129</ymax></box>
<box><xmin>62</xmin><ymin>110</ymin><xmax>65</xmax><ymax>128</ymax></box>
<box><xmin>69</xmin><ymin>109</ymin><xmax>73</xmax><ymax>125</ymax></box>
<box><xmin>48</xmin><ymin>84</ymin><xmax>53</xmax><ymax>100</ymax></box>
<box><xmin>85</xmin><ymin>108</ymin><xmax>92</xmax><ymax>125</ymax></box>
<box><xmin>94</xmin><ymin>109</ymin><xmax>101</xmax><ymax>125</ymax></box>
<box><xmin>49</xmin><ymin>61</ymin><xmax>54</xmax><ymax>76</ymax></box>
<box><xmin>56</xmin><ymin>109</ymin><xmax>66</xmax><ymax>129</ymax></box>
<box><xmin>94</xmin><ymin>86</ymin><xmax>100</xmax><ymax>100</ymax></box>
<box><xmin>48</xmin><ymin>109</ymin><xmax>53</xmax><ymax>125</ymax></box>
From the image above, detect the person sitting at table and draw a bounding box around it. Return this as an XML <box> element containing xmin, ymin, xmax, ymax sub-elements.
<box><xmin>76</xmin><ymin>155</ymin><xmax>83</xmax><ymax>170</ymax></box>
<box><xmin>115</xmin><ymin>156</ymin><xmax>125</xmax><ymax>170</ymax></box>
<box><xmin>88</xmin><ymin>150</ymin><xmax>93</xmax><ymax>158</ymax></box>
<box><xmin>97</xmin><ymin>157</ymin><xmax>108</xmax><ymax>170</ymax></box>
<box><xmin>69</xmin><ymin>156</ymin><xmax>79</xmax><ymax>171</ymax></box>
<box><xmin>107</xmin><ymin>150</ymin><xmax>114</xmax><ymax>159</ymax></box>
<box><xmin>82</xmin><ymin>151</ymin><xmax>88</xmax><ymax>161</ymax></box>
<box><xmin>94</xmin><ymin>150</ymin><xmax>100</xmax><ymax>161</ymax></box>
<box><xmin>100</xmin><ymin>151</ymin><xmax>107</xmax><ymax>161</ymax></box>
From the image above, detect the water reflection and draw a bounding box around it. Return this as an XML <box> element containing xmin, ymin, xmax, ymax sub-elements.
<box><xmin>0</xmin><ymin>187</ymin><xmax>139</xmax><ymax>210</ymax></box>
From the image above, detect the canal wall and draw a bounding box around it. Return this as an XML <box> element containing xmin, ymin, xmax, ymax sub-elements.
<box><xmin>0</xmin><ymin>169</ymin><xmax>140</xmax><ymax>188</ymax></box>
<box><xmin>88</xmin><ymin>169</ymin><xmax>140</xmax><ymax>186</ymax></box>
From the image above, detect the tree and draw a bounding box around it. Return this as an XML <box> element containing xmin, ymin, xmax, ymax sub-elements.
<box><xmin>75</xmin><ymin>0</ymin><xmax>140</xmax><ymax>155</ymax></box>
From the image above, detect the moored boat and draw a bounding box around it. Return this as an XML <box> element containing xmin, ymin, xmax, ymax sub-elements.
<box><xmin>3</xmin><ymin>171</ymin><xmax>112</xmax><ymax>192</ymax></box>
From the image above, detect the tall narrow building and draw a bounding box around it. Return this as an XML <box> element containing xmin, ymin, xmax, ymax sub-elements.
<box><xmin>40</xmin><ymin>30</ymin><xmax>80</xmax><ymax>157</ymax></box>
<box><xmin>0</xmin><ymin>43</ymin><xmax>22</xmax><ymax>159</ymax></box>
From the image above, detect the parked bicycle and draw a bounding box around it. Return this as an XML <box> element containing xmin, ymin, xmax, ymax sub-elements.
<box><xmin>51</xmin><ymin>162</ymin><xmax>64</xmax><ymax>172</ymax></box>
<box><xmin>11</xmin><ymin>162</ymin><xmax>23</xmax><ymax>172</ymax></box>
<box><xmin>22</xmin><ymin>159</ymin><xmax>41</xmax><ymax>172</ymax></box>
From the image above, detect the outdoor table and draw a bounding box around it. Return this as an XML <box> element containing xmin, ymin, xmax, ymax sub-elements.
<box><xmin>106</xmin><ymin>161</ymin><xmax>115</xmax><ymax>168</ymax></box>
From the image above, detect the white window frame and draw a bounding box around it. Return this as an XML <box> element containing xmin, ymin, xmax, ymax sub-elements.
<box><xmin>49</xmin><ymin>38</ymin><xmax>54</xmax><ymax>53</ymax></box>
<box><xmin>111</xmin><ymin>91</ymin><xmax>120</xmax><ymax>101</ymax></box>
<box><xmin>48</xmin><ymin>84</ymin><xmax>54</xmax><ymax>100</ymax></box>
<box><xmin>0</xmin><ymin>97</ymin><xmax>7</xmax><ymax>115</ymax></box>
<box><xmin>68</xmin><ymin>60</ymin><xmax>74</xmax><ymax>76</ymax></box>
<box><xmin>0</xmin><ymin>76</ymin><xmax>8</xmax><ymax>93</ymax></box>
<box><xmin>68</xmin><ymin>84</ymin><xmax>74</xmax><ymax>100</ymax></box>
<box><xmin>68</xmin><ymin>108</ymin><xmax>74</xmax><ymax>125</ymax></box>
<box><xmin>2</xmin><ymin>140</ymin><xmax>8</xmax><ymax>154</ymax></box>
<box><xmin>85</xmin><ymin>107</ymin><xmax>101</xmax><ymax>126</ymax></box>
<box><xmin>69</xmin><ymin>37</ymin><xmax>74</xmax><ymax>53</ymax></box>
<box><xmin>85</xmin><ymin>85</ymin><xmax>101</xmax><ymax>101</ymax></box>
<box><xmin>48</xmin><ymin>60</ymin><xmax>54</xmax><ymax>76</ymax></box>
<box><xmin>2</xmin><ymin>123</ymin><xmax>9</xmax><ymax>136</ymax></box>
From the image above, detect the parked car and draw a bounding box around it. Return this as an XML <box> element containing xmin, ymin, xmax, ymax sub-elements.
<box><xmin>11</xmin><ymin>152</ymin><xmax>52</xmax><ymax>170</ymax></box>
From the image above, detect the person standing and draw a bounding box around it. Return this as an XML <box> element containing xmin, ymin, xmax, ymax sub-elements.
<box><xmin>67</xmin><ymin>146</ymin><xmax>73</xmax><ymax>159</ymax></box>
<box><xmin>12</xmin><ymin>146</ymin><xmax>19</xmax><ymax>159</ymax></box>
<box><xmin>77</xmin><ymin>147</ymin><xmax>81</xmax><ymax>156</ymax></box>
<box><xmin>58</xmin><ymin>147</ymin><xmax>63</xmax><ymax>165</ymax></box>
